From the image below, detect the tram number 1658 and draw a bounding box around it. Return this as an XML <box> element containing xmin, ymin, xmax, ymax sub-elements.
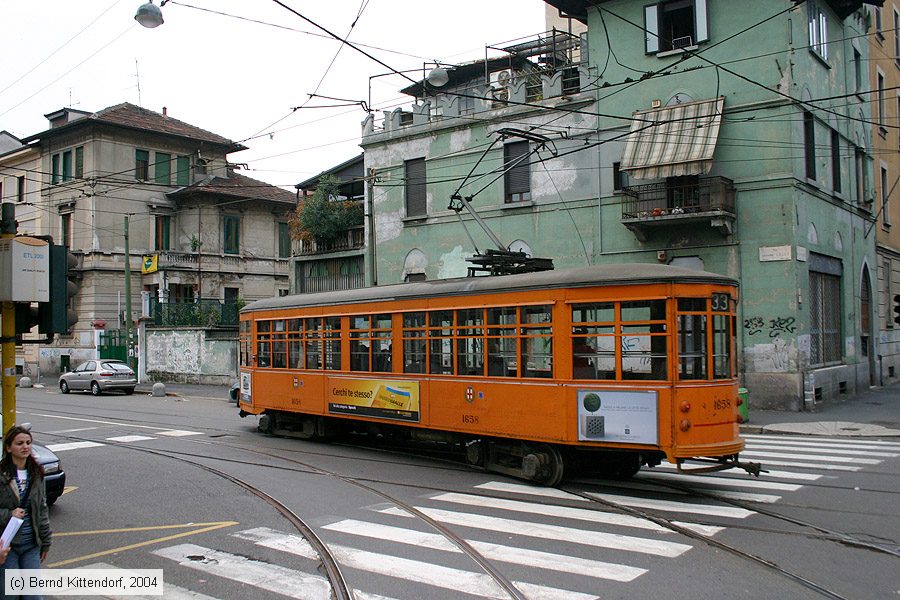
<box><xmin>462</xmin><ymin>414</ymin><xmax>480</xmax><ymax>424</ymax></box>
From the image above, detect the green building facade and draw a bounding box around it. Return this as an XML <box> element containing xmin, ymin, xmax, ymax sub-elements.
<box><xmin>359</xmin><ymin>0</ymin><xmax>879</xmax><ymax>410</ymax></box>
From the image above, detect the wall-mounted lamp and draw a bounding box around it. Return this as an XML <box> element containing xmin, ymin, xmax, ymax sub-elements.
<box><xmin>135</xmin><ymin>0</ymin><xmax>168</xmax><ymax>28</ymax></box>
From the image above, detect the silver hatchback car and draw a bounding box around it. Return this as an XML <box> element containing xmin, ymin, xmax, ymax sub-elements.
<box><xmin>59</xmin><ymin>359</ymin><xmax>137</xmax><ymax>396</ymax></box>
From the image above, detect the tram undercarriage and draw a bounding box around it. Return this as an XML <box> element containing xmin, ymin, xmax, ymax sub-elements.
<box><xmin>254</xmin><ymin>409</ymin><xmax>674</xmax><ymax>486</ymax></box>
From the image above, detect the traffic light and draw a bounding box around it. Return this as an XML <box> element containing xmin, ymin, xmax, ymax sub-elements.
<box><xmin>38</xmin><ymin>245</ymin><xmax>78</xmax><ymax>335</ymax></box>
<box><xmin>894</xmin><ymin>294</ymin><xmax>900</xmax><ymax>326</ymax></box>
<box><xmin>14</xmin><ymin>302</ymin><xmax>40</xmax><ymax>338</ymax></box>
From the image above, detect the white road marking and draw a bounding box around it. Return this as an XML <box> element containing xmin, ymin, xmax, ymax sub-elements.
<box><xmin>106</xmin><ymin>435</ymin><xmax>156</xmax><ymax>443</ymax></box>
<box><xmin>733</xmin><ymin>458</ymin><xmax>861</xmax><ymax>471</ymax></box>
<box><xmin>739</xmin><ymin>450</ymin><xmax>881</xmax><ymax>464</ymax></box>
<box><xmin>746</xmin><ymin>439</ymin><xmax>900</xmax><ymax>451</ymax></box>
<box><xmin>80</xmin><ymin>562</ymin><xmax>221</xmax><ymax>600</ymax></box>
<box><xmin>638</xmin><ymin>471</ymin><xmax>802</xmax><ymax>491</ymax></box>
<box><xmin>743</xmin><ymin>434</ymin><xmax>900</xmax><ymax>448</ymax></box>
<box><xmin>46</xmin><ymin>427</ymin><xmax>98</xmax><ymax>434</ymax></box>
<box><xmin>700</xmin><ymin>490</ymin><xmax>781</xmax><ymax>503</ymax></box>
<box><xmin>583</xmin><ymin>492</ymin><xmax>756</xmax><ymax>519</ymax></box>
<box><xmin>379</xmin><ymin>506</ymin><xmax>692</xmax><ymax>557</ymax></box>
<box><xmin>45</xmin><ymin>441</ymin><xmax>105</xmax><ymax>452</ymax></box>
<box><xmin>27</xmin><ymin>412</ymin><xmax>205</xmax><ymax>436</ymax></box>
<box><xmin>152</xmin><ymin>543</ymin><xmax>331</xmax><ymax>599</ymax></box>
<box><xmin>654</xmin><ymin>462</ymin><xmax>823</xmax><ymax>481</ymax></box>
<box><xmin>745</xmin><ymin>444</ymin><xmax>898</xmax><ymax>458</ymax></box>
<box><xmin>352</xmin><ymin>592</ymin><xmax>401</xmax><ymax>600</ymax></box>
<box><xmin>431</xmin><ymin>492</ymin><xmax>673</xmax><ymax>532</ymax></box>
<box><xmin>475</xmin><ymin>481</ymin><xmax>589</xmax><ymax>500</ymax></box>
<box><xmin>322</xmin><ymin>519</ymin><xmax>648</xmax><ymax>582</ymax></box>
<box><xmin>156</xmin><ymin>430</ymin><xmax>204</xmax><ymax>437</ymax></box>
<box><xmin>237</xmin><ymin>527</ymin><xmax>598</xmax><ymax>600</ymax></box>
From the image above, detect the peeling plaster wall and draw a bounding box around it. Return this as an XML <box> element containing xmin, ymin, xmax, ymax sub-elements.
<box><xmin>144</xmin><ymin>328</ymin><xmax>237</xmax><ymax>385</ymax></box>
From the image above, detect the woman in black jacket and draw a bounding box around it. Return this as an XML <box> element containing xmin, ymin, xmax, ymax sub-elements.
<box><xmin>0</xmin><ymin>425</ymin><xmax>52</xmax><ymax>599</ymax></box>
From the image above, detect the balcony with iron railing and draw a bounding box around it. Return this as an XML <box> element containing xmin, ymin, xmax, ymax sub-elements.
<box><xmin>296</xmin><ymin>226</ymin><xmax>365</xmax><ymax>255</ymax></box>
<box><xmin>620</xmin><ymin>176</ymin><xmax>736</xmax><ymax>241</ymax></box>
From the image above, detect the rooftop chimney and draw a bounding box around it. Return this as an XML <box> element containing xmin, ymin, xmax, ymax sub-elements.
<box><xmin>162</xmin><ymin>106</ymin><xmax>168</xmax><ymax>117</ymax></box>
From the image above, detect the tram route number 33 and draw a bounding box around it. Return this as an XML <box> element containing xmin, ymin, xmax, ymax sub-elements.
<box><xmin>463</xmin><ymin>414</ymin><xmax>480</xmax><ymax>424</ymax></box>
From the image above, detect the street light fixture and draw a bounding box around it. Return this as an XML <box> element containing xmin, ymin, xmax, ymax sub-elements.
<box><xmin>134</xmin><ymin>0</ymin><xmax>168</xmax><ymax>28</ymax></box>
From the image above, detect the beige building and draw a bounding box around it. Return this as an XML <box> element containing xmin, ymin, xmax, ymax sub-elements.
<box><xmin>869</xmin><ymin>3</ymin><xmax>900</xmax><ymax>383</ymax></box>
<box><xmin>12</xmin><ymin>103</ymin><xmax>295</xmax><ymax>376</ymax></box>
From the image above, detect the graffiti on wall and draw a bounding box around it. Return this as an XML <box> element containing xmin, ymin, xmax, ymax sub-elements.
<box><xmin>743</xmin><ymin>316</ymin><xmax>797</xmax><ymax>338</ymax></box>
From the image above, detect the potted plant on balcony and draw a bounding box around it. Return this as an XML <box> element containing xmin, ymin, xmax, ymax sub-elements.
<box><xmin>289</xmin><ymin>175</ymin><xmax>363</xmax><ymax>247</ymax></box>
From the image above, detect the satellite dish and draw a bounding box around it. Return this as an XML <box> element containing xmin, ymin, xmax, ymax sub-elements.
<box><xmin>426</xmin><ymin>66</ymin><xmax>449</xmax><ymax>88</ymax></box>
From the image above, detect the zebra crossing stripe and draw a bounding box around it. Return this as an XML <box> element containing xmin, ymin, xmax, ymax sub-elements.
<box><xmin>654</xmin><ymin>462</ymin><xmax>823</xmax><ymax>481</ymax></box>
<box><xmin>430</xmin><ymin>492</ymin><xmax>674</xmax><ymax>532</ymax></box>
<box><xmin>236</xmin><ymin>527</ymin><xmax>597</xmax><ymax>600</ymax></box>
<box><xmin>76</xmin><ymin>563</ymin><xmax>221</xmax><ymax>600</ymax></box>
<box><xmin>732</xmin><ymin>458</ymin><xmax>861</xmax><ymax>471</ymax></box>
<box><xmin>106</xmin><ymin>435</ymin><xmax>156</xmax><ymax>443</ymax></box>
<box><xmin>352</xmin><ymin>591</ymin><xmax>401</xmax><ymax>600</ymax></box>
<box><xmin>745</xmin><ymin>444</ymin><xmax>898</xmax><ymax>458</ymax></box>
<box><xmin>379</xmin><ymin>506</ymin><xmax>693</xmax><ymax>557</ymax></box>
<box><xmin>743</xmin><ymin>434</ymin><xmax>900</xmax><ymax>447</ymax></box>
<box><xmin>45</xmin><ymin>441</ymin><xmax>105</xmax><ymax>452</ymax></box>
<box><xmin>321</xmin><ymin>520</ymin><xmax>648</xmax><ymax>582</ymax></box>
<box><xmin>740</xmin><ymin>450</ymin><xmax>882</xmax><ymax>464</ymax></box>
<box><xmin>475</xmin><ymin>481</ymin><xmax>588</xmax><ymax>500</ymax></box>
<box><xmin>583</xmin><ymin>492</ymin><xmax>755</xmax><ymax>519</ymax></box>
<box><xmin>152</xmin><ymin>543</ymin><xmax>332</xmax><ymax>599</ymax></box>
<box><xmin>156</xmin><ymin>430</ymin><xmax>203</xmax><ymax>437</ymax></box>
<box><xmin>638</xmin><ymin>471</ymin><xmax>802</xmax><ymax>491</ymax></box>
<box><xmin>745</xmin><ymin>438</ymin><xmax>900</xmax><ymax>451</ymax></box>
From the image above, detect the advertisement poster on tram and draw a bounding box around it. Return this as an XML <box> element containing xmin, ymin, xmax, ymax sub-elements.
<box><xmin>327</xmin><ymin>378</ymin><xmax>420</xmax><ymax>422</ymax></box>
<box><xmin>577</xmin><ymin>390</ymin><xmax>658</xmax><ymax>444</ymax></box>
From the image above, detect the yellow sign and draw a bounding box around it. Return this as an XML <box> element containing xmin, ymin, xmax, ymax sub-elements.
<box><xmin>141</xmin><ymin>254</ymin><xmax>158</xmax><ymax>274</ymax></box>
<box><xmin>327</xmin><ymin>378</ymin><xmax>420</xmax><ymax>422</ymax></box>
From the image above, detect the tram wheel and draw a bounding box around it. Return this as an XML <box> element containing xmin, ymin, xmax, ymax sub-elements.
<box><xmin>529</xmin><ymin>444</ymin><xmax>564</xmax><ymax>487</ymax></box>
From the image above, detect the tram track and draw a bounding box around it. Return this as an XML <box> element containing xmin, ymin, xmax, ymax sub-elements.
<box><xmin>25</xmin><ymin>399</ymin><xmax>899</xmax><ymax>599</ymax></box>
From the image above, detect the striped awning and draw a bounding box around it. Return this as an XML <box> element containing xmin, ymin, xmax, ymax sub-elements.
<box><xmin>620</xmin><ymin>96</ymin><xmax>725</xmax><ymax>180</ymax></box>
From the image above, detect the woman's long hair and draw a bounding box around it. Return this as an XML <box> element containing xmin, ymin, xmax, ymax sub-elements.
<box><xmin>0</xmin><ymin>426</ymin><xmax>44</xmax><ymax>483</ymax></box>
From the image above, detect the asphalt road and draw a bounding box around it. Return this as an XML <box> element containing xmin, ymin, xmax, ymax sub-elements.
<box><xmin>6</xmin><ymin>384</ymin><xmax>898</xmax><ymax>600</ymax></box>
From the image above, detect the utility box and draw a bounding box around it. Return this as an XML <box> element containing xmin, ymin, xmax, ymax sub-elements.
<box><xmin>0</xmin><ymin>236</ymin><xmax>50</xmax><ymax>302</ymax></box>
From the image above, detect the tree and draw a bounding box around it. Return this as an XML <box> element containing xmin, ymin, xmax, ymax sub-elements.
<box><xmin>288</xmin><ymin>175</ymin><xmax>363</xmax><ymax>243</ymax></box>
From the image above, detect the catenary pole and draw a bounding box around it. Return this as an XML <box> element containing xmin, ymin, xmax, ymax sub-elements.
<box><xmin>1</xmin><ymin>202</ymin><xmax>17</xmax><ymax>435</ymax></box>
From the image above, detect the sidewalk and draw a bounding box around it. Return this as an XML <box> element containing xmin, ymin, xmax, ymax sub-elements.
<box><xmin>740</xmin><ymin>382</ymin><xmax>900</xmax><ymax>437</ymax></box>
<box><xmin>133</xmin><ymin>381</ymin><xmax>231</xmax><ymax>401</ymax></box>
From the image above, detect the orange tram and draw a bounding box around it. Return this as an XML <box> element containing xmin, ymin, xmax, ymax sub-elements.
<box><xmin>237</xmin><ymin>263</ymin><xmax>760</xmax><ymax>485</ymax></box>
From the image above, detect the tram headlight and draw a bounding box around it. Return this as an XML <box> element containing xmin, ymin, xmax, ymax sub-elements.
<box><xmin>679</xmin><ymin>419</ymin><xmax>692</xmax><ymax>432</ymax></box>
<box><xmin>679</xmin><ymin>401</ymin><xmax>691</xmax><ymax>413</ymax></box>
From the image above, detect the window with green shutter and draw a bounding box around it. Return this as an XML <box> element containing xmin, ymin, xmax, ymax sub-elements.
<box><xmin>155</xmin><ymin>152</ymin><xmax>171</xmax><ymax>185</ymax></box>
<box><xmin>224</xmin><ymin>215</ymin><xmax>240</xmax><ymax>254</ymax></box>
<box><xmin>136</xmin><ymin>149</ymin><xmax>150</xmax><ymax>180</ymax></box>
<box><xmin>176</xmin><ymin>155</ymin><xmax>190</xmax><ymax>185</ymax></box>
<box><xmin>62</xmin><ymin>151</ymin><xmax>72</xmax><ymax>182</ymax></box>
<box><xmin>51</xmin><ymin>154</ymin><xmax>60</xmax><ymax>184</ymax></box>
<box><xmin>278</xmin><ymin>222</ymin><xmax>291</xmax><ymax>258</ymax></box>
<box><xmin>74</xmin><ymin>146</ymin><xmax>84</xmax><ymax>178</ymax></box>
<box><xmin>155</xmin><ymin>215</ymin><xmax>171</xmax><ymax>251</ymax></box>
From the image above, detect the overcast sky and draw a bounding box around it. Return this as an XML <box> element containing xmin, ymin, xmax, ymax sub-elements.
<box><xmin>1</xmin><ymin>0</ymin><xmax>548</xmax><ymax>190</ymax></box>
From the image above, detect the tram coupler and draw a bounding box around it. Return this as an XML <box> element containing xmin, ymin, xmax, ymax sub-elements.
<box><xmin>676</xmin><ymin>457</ymin><xmax>767</xmax><ymax>477</ymax></box>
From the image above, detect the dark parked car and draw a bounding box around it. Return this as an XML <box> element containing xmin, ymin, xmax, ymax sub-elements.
<box><xmin>59</xmin><ymin>359</ymin><xmax>136</xmax><ymax>396</ymax></box>
<box><xmin>31</xmin><ymin>443</ymin><xmax>65</xmax><ymax>506</ymax></box>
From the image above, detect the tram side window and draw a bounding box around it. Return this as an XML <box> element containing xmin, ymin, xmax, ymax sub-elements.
<box><xmin>305</xmin><ymin>318</ymin><xmax>322</xmax><ymax>369</ymax></box>
<box><xmin>271</xmin><ymin>320</ymin><xmax>287</xmax><ymax>368</ymax></box>
<box><xmin>324</xmin><ymin>317</ymin><xmax>342</xmax><ymax>370</ymax></box>
<box><xmin>677</xmin><ymin>299</ymin><xmax>707</xmax><ymax>380</ymax></box>
<box><xmin>403</xmin><ymin>312</ymin><xmax>427</xmax><ymax>374</ymax></box>
<box><xmin>257</xmin><ymin>320</ymin><xmax>271</xmax><ymax>368</ymax></box>
<box><xmin>712</xmin><ymin>314</ymin><xmax>733</xmax><ymax>379</ymax></box>
<box><xmin>521</xmin><ymin>305</ymin><xmax>552</xmax><ymax>378</ymax></box>
<box><xmin>621</xmin><ymin>300</ymin><xmax>667</xmax><ymax>380</ymax></box>
<box><xmin>487</xmin><ymin>307</ymin><xmax>517</xmax><ymax>377</ymax></box>
<box><xmin>428</xmin><ymin>311</ymin><xmax>454</xmax><ymax>375</ymax></box>
<box><xmin>288</xmin><ymin>318</ymin><xmax>303</xmax><ymax>368</ymax></box>
<box><xmin>351</xmin><ymin>314</ymin><xmax>392</xmax><ymax>372</ymax></box>
<box><xmin>239</xmin><ymin>320</ymin><xmax>251</xmax><ymax>367</ymax></box>
<box><xmin>456</xmin><ymin>308</ymin><xmax>484</xmax><ymax>376</ymax></box>
<box><xmin>571</xmin><ymin>303</ymin><xmax>615</xmax><ymax>380</ymax></box>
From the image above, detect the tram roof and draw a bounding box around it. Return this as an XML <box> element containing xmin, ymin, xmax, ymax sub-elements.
<box><xmin>244</xmin><ymin>263</ymin><xmax>736</xmax><ymax>314</ymax></box>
